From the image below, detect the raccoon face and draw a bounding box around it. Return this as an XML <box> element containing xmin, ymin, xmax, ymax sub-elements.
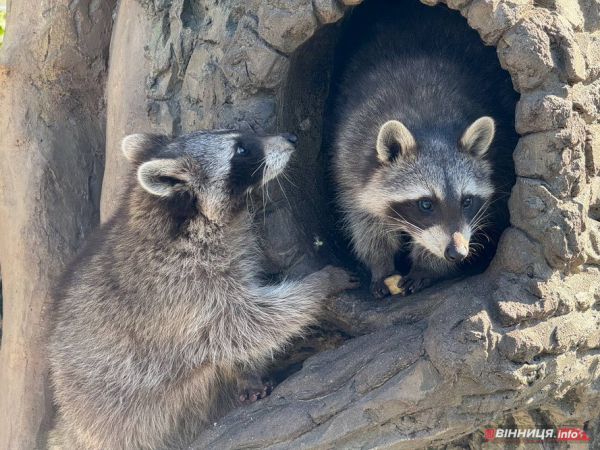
<box><xmin>227</xmin><ymin>133</ymin><xmax>297</xmax><ymax>196</ymax></box>
<box><xmin>365</xmin><ymin>117</ymin><xmax>496</xmax><ymax>263</ymax></box>
<box><xmin>121</xmin><ymin>130</ymin><xmax>296</xmax><ymax>223</ymax></box>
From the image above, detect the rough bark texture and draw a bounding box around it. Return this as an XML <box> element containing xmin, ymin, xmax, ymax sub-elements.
<box><xmin>1</xmin><ymin>0</ymin><xmax>599</xmax><ymax>448</ymax></box>
<box><xmin>0</xmin><ymin>0</ymin><xmax>116</xmax><ymax>448</ymax></box>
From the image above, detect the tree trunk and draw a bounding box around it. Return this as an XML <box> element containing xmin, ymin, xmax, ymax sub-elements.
<box><xmin>0</xmin><ymin>0</ymin><xmax>115</xmax><ymax>448</ymax></box>
<box><xmin>101</xmin><ymin>0</ymin><xmax>154</xmax><ymax>222</ymax></box>
<box><xmin>2</xmin><ymin>0</ymin><xmax>600</xmax><ymax>448</ymax></box>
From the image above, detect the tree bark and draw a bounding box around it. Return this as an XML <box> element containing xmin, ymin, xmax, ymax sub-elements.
<box><xmin>0</xmin><ymin>0</ymin><xmax>115</xmax><ymax>448</ymax></box>
<box><xmin>101</xmin><ymin>0</ymin><xmax>153</xmax><ymax>222</ymax></box>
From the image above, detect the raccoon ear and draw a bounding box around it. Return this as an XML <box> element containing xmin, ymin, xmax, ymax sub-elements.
<box><xmin>137</xmin><ymin>159</ymin><xmax>192</xmax><ymax>197</ymax></box>
<box><xmin>376</xmin><ymin>120</ymin><xmax>417</xmax><ymax>163</ymax></box>
<box><xmin>460</xmin><ymin>117</ymin><xmax>495</xmax><ymax>157</ymax></box>
<box><xmin>122</xmin><ymin>133</ymin><xmax>169</xmax><ymax>164</ymax></box>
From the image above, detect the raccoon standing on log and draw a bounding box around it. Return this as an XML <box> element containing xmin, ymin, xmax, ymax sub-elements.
<box><xmin>330</xmin><ymin>0</ymin><xmax>519</xmax><ymax>298</ymax></box>
<box><xmin>48</xmin><ymin>130</ymin><xmax>359</xmax><ymax>450</ymax></box>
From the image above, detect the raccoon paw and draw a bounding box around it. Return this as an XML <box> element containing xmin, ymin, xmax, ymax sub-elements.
<box><xmin>238</xmin><ymin>378</ymin><xmax>274</xmax><ymax>403</ymax></box>
<box><xmin>370</xmin><ymin>279</ymin><xmax>390</xmax><ymax>299</ymax></box>
<box><xmin>398</xmin><ymin>274</ymin><xmax>432</xmax><ymax>296</ymax></box>
<box><xmin>317</xmin><ymin>265</ymin><xmax>361</xmax><ymax>295</ymax></box>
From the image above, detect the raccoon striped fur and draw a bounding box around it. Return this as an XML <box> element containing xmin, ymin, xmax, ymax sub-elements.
<box><xmin>330</xmin><ymin>0</ymin><xmax>519</xmax><ymax>298</ymax></box>
<box><xmin>48</xmin><ymin>130</ymin><xmax>359</xmax><ymax>449</ymax></box>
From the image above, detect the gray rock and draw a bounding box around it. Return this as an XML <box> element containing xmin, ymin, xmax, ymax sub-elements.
<box><xmin>467</xmin><ymin>0</ymin><xmax>533</xmax><ymax>45</ymax></box>
<box><xmin>257</xmin><ymin>0</ymin><xmax>318</xmax><ymax>55</ymax></box>
<box><xmin>515</xmin><ymin>91</ymin><xmax>572</xmax><ymax>135</ymax></box>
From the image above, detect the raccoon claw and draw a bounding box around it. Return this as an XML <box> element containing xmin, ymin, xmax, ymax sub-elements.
<box><xmin>238</xmin><ymin>380</ymin><xmax>274</xmax><ymax>404</ymax></box>
<box><xmin>398</xmin><ymin>275</ymin><xmax>432</xmax><ymax>296</ymax></box>
<box><xmin>370</xmin><ymin>280</ymin><xmax>390</xmax><ymax>299</ymax></box>
<box><xmin>318</xmin><ymin>265</ymin><xmax>361</xmax><ymax>295</ymax></box>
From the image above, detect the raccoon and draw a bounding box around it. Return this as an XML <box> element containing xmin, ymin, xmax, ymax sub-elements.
<box><xmin>330</xmin><ymin>0</ymin><xmax>519</xmax><ymax>298</ymax></box>
<box><xmin>48</xmin><ymin>130</ymin><xmax>359</xmax><ymax>450</ymax></box>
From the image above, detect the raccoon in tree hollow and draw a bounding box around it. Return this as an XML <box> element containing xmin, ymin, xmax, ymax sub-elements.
<box><xmin>330</xmin><ymin>0</ymin><xmax>519</xmax><ymax>298</ymax></box>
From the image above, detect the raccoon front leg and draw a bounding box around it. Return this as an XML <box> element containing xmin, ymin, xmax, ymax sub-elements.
<box><xmin>398</xmin><ymin>245</ymin><xmax>457</xmax><ymax>296</ymax></box>
<box><xmin>237</xmin><ymin>373</ymin><xmax>274</xmax><ymax>403</ymax></box>
<box><xmin>397</xmin><ymin>266</ymin><xmax>438</xmax><ymax>296</ymax></box>
<box><xmin>216</xmin><ymin>266</ymin><xmax>359</xmax><ymax>368</ymax></box>
<box><xmin>368</xmin><ymin>258</ymin><xmax>398</xmax><ymax>299</ymax></box>
<box><xmin>348</xmin><ymin>213</ymin><xmax>401</xmax><ymax>298</ymax></box>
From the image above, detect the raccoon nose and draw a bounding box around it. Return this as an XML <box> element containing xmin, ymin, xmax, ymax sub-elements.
<box><xmin>285</xmin><ymin>134</ymin><xmax>298</xmax><ymax>144</ymax></box>
<box><xmin>445</xmin><ymin>244</ymin><xmax>468</xmax><ymax>262</ymax></box>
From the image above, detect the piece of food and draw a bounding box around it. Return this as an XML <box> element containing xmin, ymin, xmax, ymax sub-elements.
<box><xmin>384</xmin><ymin>274</ymin><xmax>403</xmax><ymax>295</ymax></box>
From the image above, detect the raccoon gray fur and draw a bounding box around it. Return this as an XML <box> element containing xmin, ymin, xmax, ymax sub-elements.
<box><xmin>330</xmin><ymin>0</ymin><xmax>519</xmax><ymax>298</ymax></box>
<box><xmin>48</xmin><ymin>130</ymin><xmax>359</xmax><ymax>450</ymax></box>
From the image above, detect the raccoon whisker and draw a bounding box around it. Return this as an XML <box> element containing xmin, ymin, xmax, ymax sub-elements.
<box><xmin>473</xmin><ymin>227</ymin><xmax>492</xmax><ymax>240</ymax></box>
<box><xmin>481</xmin><ymin>231</ymin><xmax>494</xmax><ymax>244</ymax></box>
<box><xmin>471</xmin><ymin>212</ymin><xmax>492</xmax><ymax>232</ymax></box>
<box><xmin>387</xmin><ymin>205</ymin><xmax>427</xmax><ymax>232</ymax></box>
<box><xmin>472</xmin><ymin>199</ymin><xmax>491</xmax><ymax>219</ymax></box>
<box><xmin>251</xmin><ymin>157</ymin><xmax>268</xmax><ymax>177</ymax></box>
<box><xmin>382</xmin><ymin>220</ymin><xmax>406</xmax><ymax>233</ymax></box>
<box><xmin>494</xmin><ymin>190</ymin><xmax>512</xmax><ymax>199</ymax></box>
<box><xmin>412</xmin><ymin>245</ymin><xmax>427</xmax><ymax>261</ymax></box>
<box><xmin>471</xmin><ymin>215</ymin><xmax>490</xmax><ymax>231</ymax></box>
<box><xmin>464</xmin><ymin>251</ymin><xmax>478</xmax><ymax>263</ymax></box>
<box><xmin>486</xmin><ymin>195</ymin><xmax>509</xmax><ymax>209</ymax></box>
<box><xmin>472</xmin><ymin>226</ymin><xmax>493</xmax><ymax>244</ymax></box>
<box><xmin>264</xmin><ymin>179</ymin><xmax>275</xmax><ymax>206</ymax></box>
<box><xmin>465</xmin><ymin>238</ymin><xmax>486</xmax><ymax>259</ymax></box>
<box><xmin>280</xmin><ymin>169</ymin><xmax>299</xmax><ymax>189</ymax></box>
<box><xmin>276</xmin><ymin>175</ymin><xmax>293</xmax><ymax>211</ymax></box>
<box><xmin>473</xmin><ymin>215</ymin><xmax>492</xmax><ymax>228</ymax></box>
<box><xmin>383</xmin><ymin>221</ymin><xmax>405</xmax><ymax>230</ymax></box>
<box><xmin>472</xmin><ymin>227</ymin><xmax>493</xmax><ymax>244</ymax></box>
<box><xmin>253</xmin><ymin>163</ymin><xmax>267</xmax><ymax>179</ymax></box>
<box><xmin>468</xmin><ymin>249</ymin><xmax>482</xmax><ymax>259</ymax></box>
<box><xmin>385</xmin><ymin>217</ymin><xmax>423</xmax><ymax>235</ymax></box>
<box><xmin>469</xmin><ymin>202</ymin><xmax>492</xmax><ymax>228</ymax></box>
<box><xmin>261</xmin><ymin>169</ymin><xmax>268</xmax><ymax>226</ymax></box>
<box><xmin>466</xmin><ymin>251</ymin><xmax>478</xmax><ymax>261</ymax></box>
<box><xmin>476</xmin><ymin>192</ymin><xmax>510</xmax><ymax>213</ymax></box>
<box><xmin>402</xmin><ymin>223</ymin><xmax>424</xmax><ymax>235</ymax></box>
<box><xmin>261</xmin><ymin>165</ymin><xmax>278</xmax><ymax>226</ymax></box>
<box><xmin>494</xmin><ymin>181</ymin><xmax>515</xmax><ymax>193</ymax></box>
<box><xmin>245</xmin><ymin>191</ymin><xmax>255</xmax><ymax>215</ymax></box>
<box><xmin>382</xmin><ymin>225</ymin><xmax>404</xmax><ymax>237</ymax></box>
<box><xmin>385</xmin><ymin>211</ymin><xmax>424</xmax><ymax>233</ymax></box>
<box><xmin>387</xmin><ymin>214</ymin><xmax>410</xmax><ymax>226</ymax></box>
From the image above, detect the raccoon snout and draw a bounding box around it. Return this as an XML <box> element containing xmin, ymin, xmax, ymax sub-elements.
<box><xmin>285</xmin><ymin>133</ymin><xmax>298</xmax><ymax>144</ymax></box>
<box><xmin>445</xmin><ymin>232</ymin><xmax>469</xmax><ymax>262</ymax></box>
<box><xmin>444</xmin><ymin>244</ymin><xmax>468</xmax><ymax>262</ymax></box>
